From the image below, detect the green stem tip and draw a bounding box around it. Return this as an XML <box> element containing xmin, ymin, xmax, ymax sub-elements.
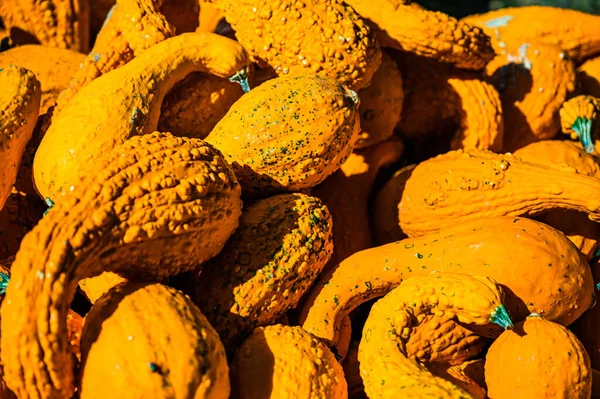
<box><xmin>229</xmin><ymin>68</ymin><xmax>251</xmax><ymax>93</ymax></box>
<box><xmin>490</xmin><ymin>304</ymin><xmax>514</xmax><ymax>330</ymax></box>
<box><xmin>43</xmin><ymin>198</ymin><xmax>55</xmax><ymax>217</ymax></box>
<box><xmin>0</xmin><ymin>272</ymin><xmax>9</xmax><ymax>296</ymax></box>
<box><xmin>572</xmin><ymin>117</ymin><xmax>595</xmax><ymax>153</ymax></box>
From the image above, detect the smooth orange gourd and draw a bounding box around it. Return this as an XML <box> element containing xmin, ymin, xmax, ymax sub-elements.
<box><xmin>485</xmin><ymin>315</ymin><xmax>592</xmax><ymax>398</ymax></box>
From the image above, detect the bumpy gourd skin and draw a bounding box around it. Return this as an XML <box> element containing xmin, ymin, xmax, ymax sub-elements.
<box><xmin>485</xmin><ymin>315</ymin><xmax>592</xmax><ymax>398</ymax></box>
<box><xmin>0</xmin><ymin>0</ymin><xmax>89</xmax><ymax>51</ymax></box>
<box><xmin>405</xmin><ymin>315</ymin><xmax>490</xmax><ymax>366</ymax></box>
<box><xmin>358</xmin><ymin>273</ymin><xmax>512</xmax><ymax>399</ymax></box>
<box><xmin>394</xmin><ymin>53</ymin><xmax>504</xmax><ymax>152</ymax></box>
<box><xmin>579</xmin><ymin>56</ymin><xmax>600</xmax><ymax>98</ymax></box>
<box><xmin>206</xmin><ymin>75</ymin><xmax>360</xmax><ymax>196</ymax></box>
<box><xmin>194</xmin><ymin>193</ymin><xmax>334</xmax><ymax>350</ymax></box>
<box><xmin>80</xmin><ymin>283</ymin><xmax>230</xmax><ymax>398</ymax></box>
<box><xmin>54</xmin><ymin>0</ymin><xmax>199</xmax><ymax>114</ymax></box>
<box><xmin>231</xmin><ymin>325</ymin><xmax>348</xmax><ymax>399</ymax></box>
<box><xmin>485</xmin><ymin>42</ymin><xmax>576</xmax><ymax>152</ymax></box>
<box><xmin>355</xmin><ymin>52</ymin><xmax>403</xmax><ymax>149</ymax></box>
<box><xmin>398</xmin><ymin>149</ymin><xmax>600</xmax><ymax>237</ymax></box>
<box><xmin>211</xmin><ymin>0</ymin><xmax>381</xmax><ymax>91</ymax></box>
<box><xmin>346</xmin><ymin>0</ymin><xmax>494</xmax><ymax>70</ymax></box>
<box><xmin>462</xmin><ymin>6</ymin><xmax>600</xmax><ymax>63</ymax></box>
<box><xmin>301</xmin><ymin>217</ymin><xmax>593</xmax><ymax>350</ymax></box>
<box><xmin>560</xmin><ymin>95</ymin><xmax>600</xmax><ymax>154</ymax></box>
<box><xmin>0</xmin><ymin>45</ymin><xmax>85</xmax><ymax>114</ymax></box>
<box><xmin>514</xmin><ymin>140</ymin><xmax>600</xmax><ymax>259</ymax></box>
<box><xmin>371</xmin><ymin>164</ymin><xmax>415</xmax><ymax>245</ymax></box>
<box><xmin>0</xmin><ymin>66</ymin><xmax>41</xmax><ymax>212</ymax></box>
<box><xmin>313</xmin><ymin>138</ymin><xmax>404</xmax><ymax>267</ymax></box>
<box><xmin>34</xmin><ymin>32</ymin><xmax>250</xmax><ymax>201</ymax></box>
<box><xmin>158</xmin><ymin>71</ymin><xmax>245</xmax><ymax>139</ymax></box>
<box><xmin>1</xmin><ymin>132</ymin><xmax>242</xmax><ymax>399</ymax></box>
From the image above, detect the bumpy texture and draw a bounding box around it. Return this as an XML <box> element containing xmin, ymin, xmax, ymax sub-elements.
<box><xmin>0</xmin><ymin>45</ymin><xmax>85</xmax><ymax>114</ymax></box>
<box><xmin>34</xmin><ymin>32</ymin><xmax>250</xmax><ymax>201</ymax></box>
<box><xmin>0</xmin><ymin>66</ymin><xmax>41</xmax><ymax>212</ymax></box>
<box><xmin>194</xmin><ymin>193</ymin><xmax>334</xmax><ymax>350</ymax></box>
<box><xmin>1</xmin><ymin>132</ymin><xmax>242</xmax><ymax>399</ymax></box>
<box><xmin>355</xmin><ymin>52</ymin><xmax>404</xmax><ymax>148</ymax></box>
<box><xmin>514</xmin><ymin>140</ymin><xmax>600</xmax><ymax>259</ymax></box>
<box><xmin>231</xmin><ymin>325</ymin><xmax>348</xmax><ymax>399</ymax></box>
<box><xmin>405</xmin><ymin>315</ymin><xmax>490</xmax><ymax>366</ymax></box>
<box><xmin>398</xmin><ymin>149</ymin><xmax>600</xmax><ymax>237</ymax></box>
<box><xmin>206</xmin><ymin>75</ymin><xmax>360</xmax><ymax>196</ymax></box>
<box><xmin>463</xmin><ymin>6</ymin><xmax>600</xmax><ymax>63</ymax></box>
<box><xmin>54</xmin><ymin>0</ymin><xmax>200</xmax><ymax>113</ymax></box>
<box><xmin>301</xmin><ymin>217</ymin><xmax>593</xmax><ymax>349</ymax></box>
<box><xmin>358</xmin><ymin>273</ymin><xmax>512</xmax><ymax>399</ymax></box>
<box><xmin>371</xmin><ymin>164</ymin><xmax>415</xmax><ymax>245</ymax></box>
<box><xmin>346</xmin><ymin>0</ymin><xmax>493</xmax><ymax>70</ymax></box>
<box><xmin>312</xmin><ymin>138</ymin><xmax>403</xmax><ymax>267</ymax></box>
<box><xmin>484</xmin><ymin>42</ymin><xmax>576</xmax><ymax>152</ymax></box>
<box><xmin>394</xmin><ymin>52</ymin><xmax>504</xmax><ymax>152</ymax></box>
<box><xmin>0</xmin><ymin>0</ymin><xmax>89</xmax><ymax>51</ymax></box>
<box><xmin>560</xmin><ymin>95</ymin><xmax>600</xmax><ymax>154</ymax></box>
<box><xmin>158</xmin><ymin>71</ymin><xmax>245</xmax><ymax>139</ymax></box>
<box><xmin>485</xmin><ymin>315</ymin><xmax>592</xmax><ymax>398</ymax></box>
<box><xmin>80</xmin><ymin>283</ymin><xmax>230</xmax><ymax>398</ymax></box>
<box><xmin>66</xmin><ymin>311</ymin><xmax>83</xmax><ymax>362</ymax></box>
<box><xmin>212</xmin><ymin>0</ymin><xmax>381</xmax><ymax>91</ymax></box>
<box><xmin>578</xmin><ymin>56</ymin><xmax>600</xmax><ymax>98</ymax></box>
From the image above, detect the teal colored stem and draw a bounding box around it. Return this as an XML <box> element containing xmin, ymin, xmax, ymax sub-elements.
<box><xmin>490</xmin><ymin>304</ymin><xmax>514</xmax><ymax>330</ymax></box>
<box><xmin>229</xmin><ymin>68</ymin><xmax>251</xmax><ymax>93</ymax></box>
<box><xmin>0</xmin><ymin>272</ymin><xmax>9</xmax><ymax>296</ymax></box>
<box><xmin>43</xmin><ymin>198</ymin><xmax>55</xmax><ymax>217</ymax></box>
<box><xmin>572</xmin><ymin>117</ymin><xmax>595</xmax><ymax>153</ymax></box>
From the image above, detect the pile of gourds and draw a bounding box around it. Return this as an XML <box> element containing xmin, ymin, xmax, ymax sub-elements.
<box><xmin>1</xmin><ymin>0</ymin><xmax>600</xmax><ymax>398</ymax></box>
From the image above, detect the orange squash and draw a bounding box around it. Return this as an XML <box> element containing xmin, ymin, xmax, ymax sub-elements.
<box><xmin>485</xmin><ymin>315</ymin><xmax>592</xmax><ymax>398</ymax></box>
<box><xmin>301</xmin><ymin>217</ymin><xmax>594</xmax><ymax>351</ymax></box>
<box><xmin>79</xmin><ymin>283</ymin><xmax>230</xmax><ymax>398</ymax></box>
<box><xmin>397</xmin><ymin>149</ymin><xmax>600</xmax><ymax>237</ymax></box>
<box><xmin>484</xmin><ymin>42</ymin><xmax>576</xmax><ymax>152</ymax></box>
<box><xmin>571</xmin><ymin>260</ymin><xmax>600</xmax><ymax>370</ymax></box>
<box><xmin>513</xmin><ymin>140</ymin><xmax>600</xmax><ymax>259</ymax></box>
<box><xmin>1</xmin><ymin>132</ymin><xmax>242</xmax><ymax>398</ymax></box>
<box><xmin>358</xmin><ymin>273</ymin><xmax>512</xmax><ymax>398</ymax></box>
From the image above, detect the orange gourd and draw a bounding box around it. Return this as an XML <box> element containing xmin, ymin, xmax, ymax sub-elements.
<box><xmin>485</xmin><ymin>315</ymin><xmax>592</xmax><ymax>398</ymax></box>
<box><xmin>560</xmin><ymin>95</ymin><xmax>600</xmax><ymax>154</ymax></box>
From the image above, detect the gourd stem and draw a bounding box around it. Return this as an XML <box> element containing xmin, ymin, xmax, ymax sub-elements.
<box><xmin>0</xmin><ymin>272</ymin><xmax>9</xmax><ymax>296</ymax></box>
<box><xmin>572</xmin><ymin>117</ymin><xmax>595</xmax><ymax>153</ymax></box>
<box><xmin>490</xmin><ymin>304</ymin><xmax>513</xmax><ymax>329</ymax></box>
<box><xmin>43</xmin><ymin>198</ymin><xmax>55</xmax><ymax>217</ymax></box>
<box><xmin>229</xmin><ymin>68</ymin><xmax>251</xmax><ymax>93</ymax></box>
